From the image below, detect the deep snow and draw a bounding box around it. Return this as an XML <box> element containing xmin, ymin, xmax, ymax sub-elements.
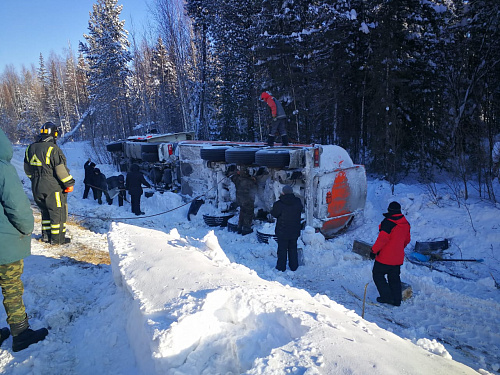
<box><xmin>0</xmin><ymin>140</ymin><xmax>498</xmax><ymax>374</ymax></box>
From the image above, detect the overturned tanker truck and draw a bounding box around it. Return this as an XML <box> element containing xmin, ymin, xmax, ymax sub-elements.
<box><xmin>106</xmin><ymin>132</ymin><xmax>367</xmax><ymax>238</ymax></box>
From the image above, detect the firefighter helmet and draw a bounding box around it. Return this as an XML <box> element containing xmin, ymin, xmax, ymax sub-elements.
<box><xmin>40</xmin><ymin>122</ymin><xmax>59</xmax><ymax>139</ymax></box>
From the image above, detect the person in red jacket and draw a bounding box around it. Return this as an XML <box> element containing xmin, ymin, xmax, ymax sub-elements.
<box><xmin>260</xmin><ymin>92</ymin><xmax>289</xmax><ymax>147</ymax></box>
<box><xmin>370</xmin><ymin>201</ymin><xmax>411</xmax><ymax>306</ymax></box>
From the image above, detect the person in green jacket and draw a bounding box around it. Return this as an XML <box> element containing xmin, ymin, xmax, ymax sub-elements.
<box><xmin>0</xmin><ymin>128</ymin><xmax>49</xmax><ymax>352</ymax></box>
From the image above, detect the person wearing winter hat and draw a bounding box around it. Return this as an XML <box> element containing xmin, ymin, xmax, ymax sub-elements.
<box><xmin>369</xmin><ymin>201</ymin><xmax>411</xmax><ymax>306</ymax></box>
<box><xmin>260</xmin><ymin>92</ymin><xmax>289</xmax><ymax>147</ymax></box>
<box><xmin>0</xmin><ymin>128</ymin><xmax>49</xmax><ymax>352</ymax></box>
<box><xmin>271</xmin><ymin>185</ymin><xmax>303</xmax><ymax>271</ymax></box>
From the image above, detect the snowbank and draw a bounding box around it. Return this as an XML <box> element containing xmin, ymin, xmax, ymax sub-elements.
<box><xmin>108</xmin><ymin>222</ymin><xmax>477</xmax><ymax>375</ymax></box>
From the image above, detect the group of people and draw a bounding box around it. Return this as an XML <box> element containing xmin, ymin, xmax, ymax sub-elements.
<box><xmin>0</xmin><ymin>121</ymin><xmax>155</xmax><ymax>353</ymax></box>
<box><xmin>0</xmin><ymin>111</ymin><xmax>415</xmax><ymax>355</ymax></box>
<box><xmin>83</xmin><ymin>159</ymin><xmax>126</xmax><ymax>206</ymax></box>
<box><xmin>83</xmin><ymin>159</ymin><xmax>151</xmax><ymax>216</ymax></box>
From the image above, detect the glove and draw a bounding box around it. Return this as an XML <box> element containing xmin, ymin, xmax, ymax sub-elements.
<box><xmin>369</xmin><ymin>251</ymin><xmax>376</xmax><ymax>260</ymax></box>
<box><xmin>64</xmin><ymin>186</ymin><xmax>74</xmax><ymax>193</ymax></box>
<box><xmin>272</xmin><ymin>117</ymin><xmax>277</xmax><ymax>121</ymax></box>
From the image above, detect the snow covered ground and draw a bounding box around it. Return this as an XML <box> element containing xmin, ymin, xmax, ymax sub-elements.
<box><xmin>1</xmin><ymin>140</ymin><xmax>499</xmax><ymax>374</ymax></box>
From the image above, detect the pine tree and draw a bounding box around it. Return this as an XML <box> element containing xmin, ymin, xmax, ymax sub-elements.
<box><xmin>80</xmin><ymin>0</ymin><xmax>132</xmax><ymax>139</ymax></box>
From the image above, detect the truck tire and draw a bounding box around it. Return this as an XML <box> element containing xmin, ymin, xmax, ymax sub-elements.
<box><xmin>255</xmin><ymin>149</ymin><xmax>290</xmax><ymax>168</ymax></box>
<box><xmin>106</xmin><ymin>141</ymin><xmax>123</xmax><ymax>152</ymax></box>
<box><xmin>141</xmin><ymin>152</ymin><xmax>159</xmax><ymax>162</ymax></box>
<box><xmin>225</xmin><ymin>147</ymin><xmax>260</xmax><ymax>165</ymax></box>
<box><xmin>200</xmin><ymin>146</ymin><xmax>230</xmax><ymax>162</ymax></box>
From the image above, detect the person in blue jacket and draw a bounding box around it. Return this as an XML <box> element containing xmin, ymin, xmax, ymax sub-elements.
<box><xmin>0</xmin><ymin>128</ymin><xmax>49</xmax><ymax>352</ymax></box>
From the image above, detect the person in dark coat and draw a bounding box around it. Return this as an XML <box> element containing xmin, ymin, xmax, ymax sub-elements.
<box><xmin>230</xmin><ymin>167</ymin><xmax>257</xmax><ymax>235</ymax></box>
<box><xmin>271</xmin><ymin>185</ymin><xmax>303</xmax><ymax>271</ymax></box>
<box><xmin>0</xmin><ymin>128</ymin><xmax>49</xmax><ymax>352</ymax></box>
<box><xmin>106</xmin><ymin>175</ymin><xmax>126</xmax><ymax>206</ymax></box>
<box><xmin>24</xmin><ymin>122</ymin><xmax>75</xmax><ymax>245</ymax></box>
<box><xmin>369</xmin><ymin>201</ymin><xmax>411</xmax><ymax>306</ymax></box>
<box><xmin>91</xmin><ymin>168</ymin><xmax>108</xmax><ymax>205</ymax></box>
<box><xmin>126</xmin><ymin>164</ymin><xmax>151</xmax><ymax>215</ymax></box>
<box><xmin>260</xmin><ymin>92</ymin><xmax>289</xmax><ymax>147</ymax></box>
<box><xmin>83</xmin><ymin>159</ymin><xmax>96</xmax><ymax>199</ymax></box>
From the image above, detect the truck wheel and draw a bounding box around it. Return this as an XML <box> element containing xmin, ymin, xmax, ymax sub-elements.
<box><xmin>141</xmin><ymin>152</ymin><xmax>159</xmax><ymax>162</ymax></box>
<box><xmin>106</xmin><ymin>141</ymin><xmax>123</xmax><ymax>152</ymax></box>
<box><xmin>225</xmin><ymin>147</ymin><xmax>260</xmax><ymax>165</ymax></box>
<box><xmin>200</xmin><ymin>146</ymin><xmax>230</xmax><ymax>162</ymax></box>
<box><xmin>255</xmin><ymin>149</ymin><xmax>290</xmax><ymax>168</ymax></box>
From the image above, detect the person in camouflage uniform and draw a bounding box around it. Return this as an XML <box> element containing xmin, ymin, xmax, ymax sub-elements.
<box><xmin>24</xmin><ymin>122</ymin><xmax>75</xmax><ymax>245</ymax></box>
<box><xmin>0</xmin><ymin>128</ymin><xmax>49</xmax><ymax>352</ymax></box>
<box><xmin>230</xmin><ymin>166</ymin><xmax>257</xmax><ymax>235</ymax></box>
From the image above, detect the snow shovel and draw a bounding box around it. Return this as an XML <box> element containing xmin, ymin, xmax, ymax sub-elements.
<box><xmin>410</xmin><ymin>252</ymin><xmax>484</xmax><ymax>263</ymax></box>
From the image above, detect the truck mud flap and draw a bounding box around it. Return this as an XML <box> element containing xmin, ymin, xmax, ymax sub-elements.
<box><xmin>106</xmin><ymin>141</ymin><xmax>123</xmax><ymax>152</ymax></box>
<box><xmin>255</xmin><ymin>149</ymin><xmax>290</xmax><ymax>168</ymax></box>
<box><xmin>141</xmin><ymin>152</ymin><xmax>159</xmax><ymax>162</ymax></box>
<box><xmin>141</xmin><ymin>144</ymin><xmax>160</xmax><ymax>153</ymax></box>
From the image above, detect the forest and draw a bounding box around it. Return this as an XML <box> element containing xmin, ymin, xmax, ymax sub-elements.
<box><xmin>0</xmin><ymin>0</ymin><xmax>498</xmax><ymax>199</ymax></box>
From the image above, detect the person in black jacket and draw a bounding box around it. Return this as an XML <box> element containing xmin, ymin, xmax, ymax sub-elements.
<box><xmin>106</xmin><ymin>175</ymin><xmax>126</xmax><ymax>206</ymax></box>
<box><xmin>83</xmin><ymin>159</ymin><xmax>96</xmax><ymax>199</ymax></box>
<box><xmin>271</xmin><ymin>185</ymin><xmax>303</xmax><ymax>271</ymax></box>
<box><xmin>126</xmin><ymin>164</ymin><xmax>151</xmax><ymax>215</ymax></box>
<box><xmin>92</xmin><ymin>168</ymin><xmax>108</xmax><ymax>205</ymax></box>
<box><xmin>24</xmin><ymin>122</ymin><xmax>75</xmax><ymax>245</ymax></box>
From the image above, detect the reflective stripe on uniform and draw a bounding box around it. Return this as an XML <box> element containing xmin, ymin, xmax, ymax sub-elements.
<box><xmin>55</xmin><ymin>192</ymin><xmax>61</xmax><ymax>208</ymax></box>
<box><xmin>45</xmin><ymin>146</ymin><xmax>54</xmax><ymax>165</ymax></box>
<box><xmin>62</xmin><ymin>223</ymin><xmax>66</xmax><ymax>233</ymax></box>
<box><xmin>42</xmin><ymin>219</ymin><xmax>51</xmax><ymax>230</ymax></box>
<box><xmin>61</xmin><ymin>174</ymin><xmax>73</xmax><ymax>183</ymax></box>
<box><xmin>51</xmin><ymin>223</ymin><xmax>61</xmax><ymax>235</ymax></box>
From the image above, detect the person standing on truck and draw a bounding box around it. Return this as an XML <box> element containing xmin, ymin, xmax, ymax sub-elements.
<box><xmin>24</xmin><ymin>122</ymin><xmax>75</xmax><ymax>245</ymax></box>
<box><xmin>229</xmin><ymin>166</ymin><xmax>257</xmax><ymax>235</ymax></box>
<box><xmin>126</xmin><ymin>164</ymin><xmax>151</xmax><ymax>216</ymax></box>
<box><xmin>0</xmin><ymin>128</ymin><xmax>49</xmax><ymax>352</ymax></box>
<box><xmin>369</xmin><ymin>201</ymin><xmax>411</xmax><ymax>306</ymax></box>
<box><xmin>83</xmin><ymin>159</ymin><xmax>96</xmax><ymax>199</ymax></box>
<box><xmin>260</xmin><ymin>92</ymin><xmax>289</xmax><ymax>147</ymax></box>
<box><xmin>271</xmin><ymin>185</ymin><xmax>303</xmax><ymax>272</ymax></box>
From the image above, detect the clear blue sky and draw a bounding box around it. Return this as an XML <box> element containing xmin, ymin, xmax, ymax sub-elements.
<box><xmin>0</xmin><ymin>0</ymin><xmax>152</xmax><ymax>73</ymax></box>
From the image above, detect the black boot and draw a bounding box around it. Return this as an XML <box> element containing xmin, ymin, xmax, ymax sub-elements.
<box><xmin>41</xmin><ymin>230</ymin><xmax>50</xmax><ymax>243</ymax></box>
<box><xmin>0</xmin><ymin>327</ymin><xmax>10</xmax><ymax>347</ymax></box>
<box><xmin>11</xmin><ymin>317</ymin><xmax>48</xmax><ymax>352</ymax></box>
<box><xmin>267</xmin><ymin>135</ymin><xmax>275</xmax><ymax>147</ymax></box>
<box><xmin>241</xmin><ymin>227</ymin><xmax>253</xmax><ymax>236</ymax></box>
<box><xmin>50</xmin><ymin>237</ymin><xmax>71</xmax><ymax>245</ymax></box>
<box><xmin>281</xmin><ymin>134</ymin><xmax>289</xmax><ymax>146</ymax></box>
